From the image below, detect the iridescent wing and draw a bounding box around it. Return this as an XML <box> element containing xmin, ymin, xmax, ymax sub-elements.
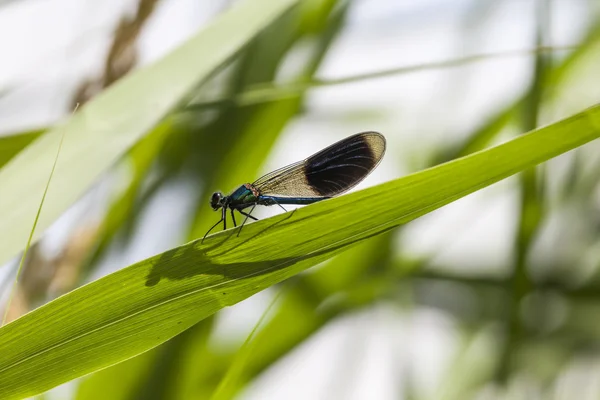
<box><xmin>252</xmin><ymin>132</ymin><xmax>386</xmax><ymax>197</ymax></box>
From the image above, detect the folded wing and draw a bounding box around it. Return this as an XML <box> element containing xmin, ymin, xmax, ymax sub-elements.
<box><xmin>253</xmin><ymin>132</ymin><xmax>386</xmax><ymax>197</ymax></box>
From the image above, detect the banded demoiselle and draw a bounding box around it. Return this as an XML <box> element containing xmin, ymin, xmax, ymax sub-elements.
<box><xmin>203</xmin><ymin>131</ymin><xmax>386</xmax><ymax>240</ymax></box>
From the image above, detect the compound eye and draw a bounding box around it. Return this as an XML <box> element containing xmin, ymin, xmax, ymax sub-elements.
<box><xmin>210</xmin><ymin>192</ymin><xmax>224</xmax><ymax>210</ymax></box>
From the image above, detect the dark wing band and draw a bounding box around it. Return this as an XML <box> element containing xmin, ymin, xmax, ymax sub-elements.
<box><xmin>252</xmin><ymin>132</ymin><xmax>386</xmax><ymax>197</ymax></box>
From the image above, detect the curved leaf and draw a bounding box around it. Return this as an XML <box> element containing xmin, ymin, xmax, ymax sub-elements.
<box><xmin>0</xmin><ymin>104</ymin><xmax>599</xmax><ymax>399</ymax></box>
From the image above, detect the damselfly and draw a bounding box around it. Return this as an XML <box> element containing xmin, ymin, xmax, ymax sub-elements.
<box><xmin>203</xmin><ymin>131</ymin><xmax>386</xmax><ymax>240</ymax></box>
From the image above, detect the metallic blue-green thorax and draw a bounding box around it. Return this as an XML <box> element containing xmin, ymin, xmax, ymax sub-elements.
<box><xmin>227</xmin><ymin>185</ymin><xmax>258</xmax><ymax>209</ymax></box>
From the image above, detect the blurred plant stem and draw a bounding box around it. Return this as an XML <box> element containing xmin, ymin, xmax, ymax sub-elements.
<box><xmin>1</xmin><ymin>102</ymin><xmax>72</xmax><ymax>325</ymax></box>
<box><xmin>183</xmin><ymin>45</ymin><xmax>579</xmax><ymax>112</ymax></box>
<box><xmin>496</xmin><ymin>0</ymin><xmax>550</xmax><ymax>383</ymax></box>
<box><xmin>209</xmin><ymin>287</ymin><xmax>285</xmax><ymax>400</ymax></box>
<box><xmin>411</xmin><ymin>270</ymin><xmax>600</xmax><ymax>300</ymax></box>
<box><xmin>71</xmin><ymin>0</ymin><xmax>162</xmax><ymax>106</ymax></box>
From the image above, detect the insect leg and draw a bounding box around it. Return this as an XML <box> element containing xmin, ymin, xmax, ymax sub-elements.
<box><xmin>237</xmin><ymin>205</ymin><xmax>257</xmax><ymax>237</ymax></box>
<box><xmin>271</xmin><ymin>198</ymin><xmax>288</xmax><ymax>212</ymax></box>
<box><xmin>202</xmin><ymin>213</ymin><xmax>224</xmax><ymax>242</ymax></box>
<box><xmin>238</xmin><ymin>208</ymin><xmax>258</xmax><ymax>221</ymax></box>
<box><xmin>231</xmin><ymin>209</ymin><xmax>237</xmax><ymax>227</ymax></box>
